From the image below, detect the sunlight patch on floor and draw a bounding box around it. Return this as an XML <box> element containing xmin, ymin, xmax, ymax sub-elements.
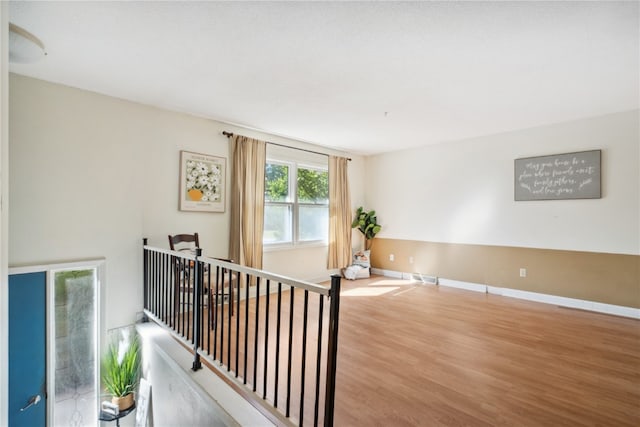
<box><xmin>368</xmin><ymin>279</ymin><xmax>415</xmax><ymax>287</ymax></box>
<box><xmin>342</xmin><ymin>286</ymin><xmax>400</xmax><ymax>297</ymax></box>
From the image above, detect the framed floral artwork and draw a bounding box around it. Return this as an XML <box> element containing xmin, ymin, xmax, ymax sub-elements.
<box><xmin>179</xmin><ymin>150</ymin><xmax>226</xmax><ymax>212</ymax></box>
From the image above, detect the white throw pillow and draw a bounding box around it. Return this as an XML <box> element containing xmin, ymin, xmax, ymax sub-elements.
<box><xmin>352</xmin><ymin>250</ymin><xmax>371</xmax><ymax>268</ymax></box>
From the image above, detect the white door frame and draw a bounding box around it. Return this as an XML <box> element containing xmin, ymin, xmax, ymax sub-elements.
<box><xmin>1</xmin><ymin>2</ymin><xmax>11</xmax><ymax>425</ymax></box>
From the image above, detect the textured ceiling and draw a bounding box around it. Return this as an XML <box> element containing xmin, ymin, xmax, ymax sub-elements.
<box><xmin>8</xmin><ymin>1</ymin><xmax>639</xmax><ymax>155</ymax></box>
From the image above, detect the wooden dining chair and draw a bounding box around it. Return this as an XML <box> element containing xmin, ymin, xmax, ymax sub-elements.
<box><xmin>168</xmin><ymin>233</ymin><xmax>200</xmax><ymax>254</ymax></box>
<box><xmin>168</xmin><ymin>233</ymin><xmax>237</xmax><ymax>319</ymax></box>
<box><xmin>168</xmin><ymin>233</ymin><xmax>201</xmax><ymax>317</ymax></box>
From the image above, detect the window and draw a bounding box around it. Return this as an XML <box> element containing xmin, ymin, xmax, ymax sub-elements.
<box><xmin>52</xmin><ymin>267</ymin><xmax>99</xmax><ymax>426</ymax></box>
<box><xmin>264</xmin><ymin>160</ymin><xmax>328</xmax><ymax>246</ymax></box>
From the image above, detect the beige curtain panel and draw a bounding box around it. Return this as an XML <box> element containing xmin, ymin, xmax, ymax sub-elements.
<box><xmin>229</xmin><ymin>134</ymin><xmax>267</xmax><ymax>270</ymax></box>
<box><xmin>328</xmin><ymin>155</ymin><xmax>352</xmax><ymax>269</ymax></box>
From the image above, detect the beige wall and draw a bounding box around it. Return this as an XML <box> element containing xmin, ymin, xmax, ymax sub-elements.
<box><xmin>372</xmin><ymin>238</ymin><xmax>639</xmax><ymax>308</ymax></box>
<box><xmin>8</xmin><ymin>74</ymin><xmax>356</xmax><ymax>329</ymax></box>
<box><xmin>365</xmin><ymin>110</ymin><xmax>639</xmax><ymax>308</ymax></box>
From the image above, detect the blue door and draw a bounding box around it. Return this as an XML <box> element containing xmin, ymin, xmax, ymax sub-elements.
<box><xmin>9</xmin><ymin>271</ymin><xmax>47</xmax><ymax>427</ymax></box>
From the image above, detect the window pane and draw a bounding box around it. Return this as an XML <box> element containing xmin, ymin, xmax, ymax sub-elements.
<box><xmin>299</xmin><ymin>205</ymin><xmax>329</xmax><ymax>242</ymax></box>
<box><xmin>297</xmin><ymin>168</ymin><xmax>328</xmax><ymax>204</ymax></box>
<box><xmin>265</xmin><ymin>163</ymin><xmax>289</xmax><ymax>202</ymax></box>
<box><xmin>54</xmin><ymin>269</ymin><xmax>98</xmax><ymax>427</ymax></box>
<box><xmin>264</xmin><ymin>204</ymin><xmax>292</xmax><ymax>244</ymax></box>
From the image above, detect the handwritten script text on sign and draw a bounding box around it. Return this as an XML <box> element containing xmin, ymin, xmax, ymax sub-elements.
<box><xmin>514</xmin><ymin>150</ymin><xmax>601</xmax><ymax>201</ymax></box>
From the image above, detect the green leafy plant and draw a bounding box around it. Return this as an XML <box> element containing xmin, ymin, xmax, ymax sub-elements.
<box><xmin>102</xmin><ymin>334</ymin><xmax>141</xmax><ymax>398</ymax></box>
<box><xmin>352</xmin><ymin>207</ymin><xmax>382</xmax><ymax>250</ymax></box>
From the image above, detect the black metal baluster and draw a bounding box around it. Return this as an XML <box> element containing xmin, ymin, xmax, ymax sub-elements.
<box><xmin>193</xmin><ymin>260</ymin><xmax>198</xmax><ymax>345</ymax></box>
<box><xmin>253</xmin><ymin>277</ymin><xmax>261</xmax><ymax>391</ymax></box>
<box><xmin>170</xmin><ymin>255</ymin><xmax>176</xmax><ymax>330</ymax></box>
<box><xmin>199</xmin><ymin>260</ymin><xmax>205</xmax><ymax>350</ymax></box>
<box><xmin>286</xmin><ymin>288</ymin><xmax>295</xmax><ymax>418</ymax></box>
<box><xmin>157</xmin><ymin>253</ymin><xmax>162</xmax><ymax>321</ymax></box>
<box><xmin>314</xmin><ymin>295</ymin><xmax>325</xmax><ymax>427</ymax></box>
<box><xmin>176</xmin><ymin>257</ymin><xmax>181</xmax><ymax>335</ymax></box>
<box><xmin>192</xmin><ymin>250</ymin><xmax>202</xmax><ymax>370</ymax></box>
<box><xmin>150</xmin><ymin>252</ymin><xmax>155</xmax><ymax>314</ymax></box>
<box><xmin>206</xmin><ymin>263</ymin><xmax>211</xmax><ymax>356</ymax></box>
<box><xmin>243</xmin><ymin>273</ymin><xmax>250</xmax><ymax>384</ymax></box>
<box><xmin>168</xmin><ymin>254</ymin><xmax>172</xmax><ymax>329</ymax></box>
<box><xmin>274</xmin><ymin>282</ymin><xmax>282</xmax><ymax>408</ymax></box>
<box><xmin>153</xmin><ymin>252</ymin><xmax>160</xmax><ymax>320</ymax></box>
<box><xmin>186</xmin><ymin>258</ymin><xmax>191</xmax><ymax>339</ymax></box>
<box><xmin>202</xmin><ymin>261</ymin><xmax>207</xmax><ymax>350</ymax></box>
<box><xmin>185</xmin><ymin>258</ymin><xmax>189</xmax><ymax>338</ymax></box>
<box><xmin>324</xmin><ymin>275</ymin><xmax>342</xmax><ymax>427</ymax></box>
<box><xmin>153</xmin><ymin>251</ymin><xmax>158</xmax><ymax>314</ymax></box>
<box><xmin>143</xmin><ymin>240</ymin><xmax>148</xmax><ymax>310</ymax></box>
<box><xmin>177</xmin><ymin>256</ymin><xmax>182</xmax><ymax>332</ymax></box>
<box><xmin>164</xmin><ymin>254</ymin><xmax>173</xmax><ymax>326</ymax></box>
<box><xmin>213</xmin><ymin>266</ymin><xmax>220</xmax><ymax>361</ymax></box>
<box><xmin>187</xmin><ymin>258</ymin><xmax>192</xmax><ymax>340</ymax></box>
<box><xmin>162</xmin><ymin>253</ymin><xmax>168</xmax><ymax>323</ymax></box>
<box><xmin>263</xmin><ymin>279</ymin><xmax>270</xmax><ymax>399</ymax></box>
<box><xmin>227</xmin><ymin>269</ymin><xmax>233</xmax><ymax>373</ymax></box>
<box><xmin>300</xmin><ymin>290</ymin><xmax>309</xmax><ymax>426</ymax></box>
<box><xmin>220</xmin><ymin>264</ymin><xmax>225</xmax><ymax>365</ymax></box>
<box><xmin>235</xmin><ymin>267</ymin><xmax>240</xmax><ymax>376</ymax></box>
<box><xmin>151</xmin><ymin>250</ymin><xmax>154</xmax><ymax>312</ymax></box>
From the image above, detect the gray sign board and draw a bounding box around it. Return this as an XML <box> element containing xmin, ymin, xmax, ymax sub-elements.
<box><xmin>514</xmin><ymin>150</ymin><xmax>601</xmax><ymax>201</ymax></box>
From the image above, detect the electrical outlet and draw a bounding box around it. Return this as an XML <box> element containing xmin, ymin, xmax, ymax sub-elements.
<box><xmin>409</xmin><ymin>256</ymin><xmax>414</xmax><ymax>264</ymax></box>
<box><xmin>519</xmin><ymin>268</ymin><xmax>527</xmax><ymax>278</ymax></box>
<box><xmin>389</xmin><ymin>254</ymin><xmax>394</xmax><ymax>262</ymax></box>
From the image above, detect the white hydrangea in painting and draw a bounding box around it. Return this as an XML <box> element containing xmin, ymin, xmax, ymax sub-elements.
<box><xmin>185</xmin><ymin>159</ymin><xmax>222</xmax><ymax>202</ymax></box>
<box><xmin>180</xmin><ymin>151</ymin><xmax>225</xmax><ymax>212</ymax></box>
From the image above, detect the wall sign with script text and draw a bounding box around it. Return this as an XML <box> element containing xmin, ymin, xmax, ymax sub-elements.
<box><xmin>514</xmin><ymin>150</ymin><xmax>601</xmax><ymax>201</ymax></box>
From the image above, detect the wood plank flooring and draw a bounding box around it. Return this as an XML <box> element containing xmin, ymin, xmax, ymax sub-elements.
<box><xmin>330</xmin><ymin>276</ymin><xmax>639</xmax><ymax>426</ymax></box>
<box><xmin>192</xmin><ymin>275</ymin><xmax>639</xmax><ymax>426</ymax></box>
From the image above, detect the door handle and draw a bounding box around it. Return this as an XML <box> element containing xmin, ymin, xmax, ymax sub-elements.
<box><xmin>20</xmin><ymin>394</ymin><xmax>41</xmax><ymax>412</ymax></box>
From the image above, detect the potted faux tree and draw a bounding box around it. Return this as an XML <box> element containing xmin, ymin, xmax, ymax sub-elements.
<box><xmin>102</xmin><ymin>332</ymin><xmax>141</xmax><ymax>411</ymax></box>
<box><xmin>352</xmin><ymin>206</ymin><xmax>382</xmax><ymax>250</ymax></box>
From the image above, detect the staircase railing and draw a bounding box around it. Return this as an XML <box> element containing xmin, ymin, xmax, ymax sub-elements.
<box><xmin>142</xmin><ymin>239</ymin><xmax>342</xmax><ymax>427</ymax></box>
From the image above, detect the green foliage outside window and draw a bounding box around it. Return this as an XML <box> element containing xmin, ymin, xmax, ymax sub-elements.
<box><xmin>264</xmin><ymin>162</ymin><xmax>329</xmax><ymax>244</ymax></box>
<box><xmin>298</xmin><ymin>168</ymin><xmax>328</xmax><ymax>203</ymax></box>
<box><xmin>265</xmin><ymin>163</ymin><xmax>328</xmax><ymax>203</ymax></box>
<box><xmin>265</xmin><ymin>163</ymin><xmax>289</xmax><ymax>202</ymax></box>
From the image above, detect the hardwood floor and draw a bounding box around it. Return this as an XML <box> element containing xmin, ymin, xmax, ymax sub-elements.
<box><xmin>330</xmin><ymin>276</ymin><xmax>639</xmax><ymax>426</ymax></box>
<box><xmin>194</xmin><ymin>275</ymin><xmax>639</xmax><ymax>426</ymax></box>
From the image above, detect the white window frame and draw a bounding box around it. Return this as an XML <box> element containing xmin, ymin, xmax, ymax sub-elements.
<box><xmin>264</xmin><ymin>159</ymin><xmax>329</xmax><ymax>249</ymax></box>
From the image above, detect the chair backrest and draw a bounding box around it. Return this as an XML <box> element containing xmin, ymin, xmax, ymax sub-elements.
<box><xmin>168</xmin><ymin>233</ymin><xmax>200</xmax><ymax>253</ymax></box>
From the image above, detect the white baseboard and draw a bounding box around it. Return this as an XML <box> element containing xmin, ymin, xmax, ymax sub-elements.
<box><xmin>495</xmin><ymin>287</ymin><xmax>640</xmax><ymax>319</ymax></box>
<box><xmin>438</xmin><ymin>278</ymin><xmax>486</xmax><ymax>293</ymax></box>
<box><xmin>376</xmin><ymin>269</ymin><xmax>639</xmax><ymax>320</ymax></box>
<box><xmin>371</xmin><ymin>268</ymin><xmax>403</xmax><ymax>279</ymax></box>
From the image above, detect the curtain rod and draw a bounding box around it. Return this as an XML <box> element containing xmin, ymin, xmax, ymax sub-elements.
<box><xmin>222</xmin><ymin>131</ymin><xmax>351</xmax><ymax>161</ymax></box>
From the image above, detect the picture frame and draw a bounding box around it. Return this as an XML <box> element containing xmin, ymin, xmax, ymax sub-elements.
<box><xmin>179</xmin><ymin>150</ymin><xmax>226</xmax><ymax>212</ymax></box>
<box><xmin>134</xmin><ymin>378</ymin><xmax>151</xmax><ymax>427</ymax></box>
